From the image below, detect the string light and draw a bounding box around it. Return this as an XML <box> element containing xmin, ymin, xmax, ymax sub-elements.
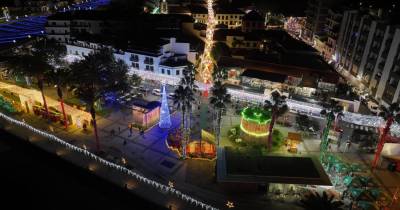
<box><xmin>227</xmin><ymin>88</ymin><xmax>400</xmax><ymax>136</ymax></box>
<box><xmin>198</xmin><ymin>0</ymin><xmax>216</xmax><ymax>84</ymax></box>
<box><xmin>226</xmin><ymin>201</ymin><xmax>235</xmax><ymax>208</ymax></box>
<box><xmin>0</xmin><ymin>112</ymin><xmax>219</xmax><ymax>210</ymax></box>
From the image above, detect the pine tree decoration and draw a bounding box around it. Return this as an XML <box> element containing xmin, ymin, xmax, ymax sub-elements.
<box><xmin>159</xmin><ymin>84</ymin><xmax>171</xmax><ymax>129</ymax></box>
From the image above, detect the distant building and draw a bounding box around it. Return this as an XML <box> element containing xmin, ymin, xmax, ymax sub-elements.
<box><xmin>302</xmin><ymin>0</ymin><xmax>336</xmax><ymax>42</ymax></box>
<box><xmin>242</xmin><ymin>10</ymin><xmax>265</xmax><ymax>32</ymax></box>
<box><xmin>215</xmin><ymin>7</ymin><xmax>244</xmax><ymax>29</ymax></box>
<box><xmin>336</xmin><ymin>8</ymin><xmax>400</xmax><ymax>107</ymax></box>
<box><xmin>45</xmin><ymin>11</ymin><xmax>105</xmax><ymax>43</ymax></box>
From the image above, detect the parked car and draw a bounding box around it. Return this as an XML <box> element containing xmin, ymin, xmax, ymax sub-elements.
<box><xmin>168</xmin><ymin>92</ymin><xmax>175</xmax><ymax>99</ymax></box>
<box><xmin>138</xmin><ymin>86</ymin><xmax>148</xmax><ymax>92</ymax></box>
<box><xmin>152</xmin><ymin>89</ymin><xmax>161</xmax><ymax>96</ymax></box>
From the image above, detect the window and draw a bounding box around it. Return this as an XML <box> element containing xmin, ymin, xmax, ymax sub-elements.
<box><xmin>167</xmin><ymin>70</ymin><xmax>170</xmax><ymax>75</ymax></box>
<box><xmin>144</xmin><ymin>57</ymin><xmax>154</xmax><ymax>65</ymax></box>
<box><xmin>52</xmin><ymin>22</ymin><xmax>56</xmax><ymax>26</ymax></box>
<box><xmin>81</xmin><ymin>52</ymin><xmax>84</xmax><ymax>56</ymax></box>
<box><xmin>130</xmin><ymin>54</ymin><xmax>139</xmax><ymax>62</ymax></box>
<box><xmin>176</xmin><ymin>70</ymin><xmax>180</xmax><ymax>75</ymax></box>
<box><xmin>132</xmin><ymin>63</ymin><xmax>139</xmax><ymax>69</ymax></box>
<box><xmin>162</xmin><ymin>69</ymin><xmax>165</xmax><ymax>74</ymax></box>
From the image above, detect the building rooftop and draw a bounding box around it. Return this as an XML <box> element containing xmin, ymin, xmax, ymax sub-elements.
<box><xmin>243</xmin><ymin>10</ymin><xmax>264</xmax><ymax>21</ymax></box>
<box><xmin>189</xmin><ymin>5</ymin><xmax>208</xmax><ymax>14</ymax></box>
<box><xmin>215</xmin><ymin>7</ymin><xmax>244</xmax><ymax>15</ymax></box>
<box><xmin>241</xmin><ymin>69</ymin><xmax>287</xmax><ymax>83</ymax></box>
<box><xmin>160</xmin><ymin>58</ymin><xmax>190</xmax><ymax>67</ymax></box>
<box><xmin>131</xmin><ymin>98</ymin><xmax>161</xmax><ymax>111</ymax></box>
<box><xmin>217</xmin><ymin>147</ymin><xmax>332</xmax><ymax>185</ymax></box>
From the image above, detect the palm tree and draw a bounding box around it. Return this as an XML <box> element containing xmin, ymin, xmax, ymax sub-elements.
<box><xmin>301</xmin><ymin>191</ymin><xmax>344</xmax><ymax>210</ymax></box>
<box><xmin>263</xmin><ymin>91</ymin><xmax>288</xmax><ymax>150</ymax></box>
<box><xmin>6</xmin><ymin>54</ymin><xmax>52</xmax><ymax>116</ymax></box>
<box><xmin>320</xmin><ymin>99</ymin><xmax>343</xmax><ymax>159</ymax></box>
<box><xmin>372</xmin><ymin>103</ymin><xmax>400</xmax><ymax>168</ymax></box>
<box><xmin>173</xmin><ymin>65</ymin><xmax>197</xmax><ymax>158</ymax></box>
<box><xmin>46</xmin><ymin>66</ymin><xmax>72</xmax><ymax>129</ymax></box>
<box><xmin>210</xmin><ymin>80</ymin><xmax>231</xmax><ymax>147</ymax></box>
<box><xmin>69</xmin><ymin>48</ymin><xmax>129</xmax><ymax>152</ymax></box>
<box><xmin>173</xmin><ymin>85</ymin><xmax>188</xmax><ymax>158</ymax></box>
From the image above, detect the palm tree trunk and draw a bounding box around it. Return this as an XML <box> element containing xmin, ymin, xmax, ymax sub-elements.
<box><xmin>372</xmin><ymin>117</ymin><xmax>394</xmax><ymax>169</ymax></box>
<box><xmin>181</xmin><ymin>109</ymin><xmax>186</xmax><ymax>159</ymax></box>
<box><xmin>320</xmin><ymin>114</ymin><xmax>334</xmax><ymax>160</ymax></box>
<box><xmin>38</xmin><ymin>79</ymin><xmax>49</xmax><ymax>117</ymax></box>
<box><xmin>216</xmin><ymin>110</ymin><xmax>222</xmax><ymax>147</ymax></box>
<box><xmin>57</xmin><ymin>86</ymin><xmax>68</xmax><ymax>129</ymax></box>
<box><xmin>267</xmin><ymin>112</ymin><xmax>277</xmax><ymax>151</ymax></box>
<box><xmin>90</xmin><ymin>105</ymin><xmax>100</xmax><ymax>152</ymax></box>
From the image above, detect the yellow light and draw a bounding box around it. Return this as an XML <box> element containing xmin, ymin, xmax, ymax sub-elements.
<box><xmin>240</xmin><ymin>123</ymin><xmax>269</xmax><ymax>137</ymax></box>
<box><xmin>168</xmin><ymin>181</ymin><xmax>174</xmax><ymax>188</ymax></box>
<box><xmin>226</xmin><ymin>201</ymin><xmax>235</xmax><ymax>208</ymax></box>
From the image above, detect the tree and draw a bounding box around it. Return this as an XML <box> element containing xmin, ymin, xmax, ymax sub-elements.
<box><xmin>128</xmin><ymin>73</ymin><xmax>142</xmax><ymax>88</ymax></box>
<box><xmin>320</xmin><ymin>99</ymin><xmax>343</xmax><ymax>160</ymax></box>
<box><xmin>210</xmin><ymin>66</ymin><xmax>231</xmax><ymax>149</ymax></box>
<box><xmin>173</xmin><ymin>65</ymin><xmax>197</xmax><ymax>158</ymax></box>
<box><xmin>263</xmin><ymin>91</ymin><xmax>288</xmax><ymax>150</ymax></box>
<box><xmin>210</xmin><ymin>80</ymin><xmax>231</xmax><ymax>147</ymax></box>
<box><xmin>296</xmin><ymin>113</ymin><xmax>312</xmax><ymax>131</ymax></box>
<box><xmin>6</xmin><ymin>54</ymin><xmax>52</xmax><ymax>116</ymax></box>
<box><xmin>46</xmin><ymin>66</ymin><xmax>72</xmax><ymax>129</ymax></box>
<box><xmin>372</xmin><ymin>103</ymin><xmax>400</xmax><ymax>168</ymax></box>
<box><xmin>301</xmin><ymin>191</ymin><xmax>344</xmax><ymax>210</ymax></box>
<box><xmin>69</xmin><ymin>48</ymin><xmax>129</xmax><ymax>152</ymax></box>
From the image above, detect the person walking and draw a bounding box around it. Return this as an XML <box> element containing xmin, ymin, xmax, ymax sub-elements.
<box><xmin>128</xmin><ymin>124</ymin><xmax>132</xmax><ymax>137</ymax></box>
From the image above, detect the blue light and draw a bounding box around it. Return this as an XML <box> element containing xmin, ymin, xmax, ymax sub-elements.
<box><xmin>159</xmin><ymin>84</ymin><xmax>171</xmax><ymax>129</ymax></box>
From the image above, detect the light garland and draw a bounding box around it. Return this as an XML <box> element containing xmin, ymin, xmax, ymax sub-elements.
<box><xmin>227</xmin><ymin>88</ymin><xmax>400</xmax><ymax>136</ymax></box>
<box><xmin>198</xmin><ymin>0</ymin><xmax>216</xmax><ymax>84</ymax></box>
<box><xmin>0</xmin><ymin>112</ymin><xmax>219</xmax><ymax>210</ymax></box>
<box><xmin>240</xmin><ymin>123</ymin><xmax>269</xmax><ymax>137</ymax></box>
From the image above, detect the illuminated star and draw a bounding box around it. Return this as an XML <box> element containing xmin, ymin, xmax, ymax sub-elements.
<box><xmin>226</xmin><ymin>201</ymin><xmax>234</xmax><ymax>208</ymax></box>
<box><xmin>168</xmin><ymin>181</ymin><xmax>174</xmax><ymax>188</ymax></box>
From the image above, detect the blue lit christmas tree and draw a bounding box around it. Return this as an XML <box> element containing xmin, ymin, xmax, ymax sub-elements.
<box><xmin>159</xmin><ymin>84</ymin><xmax>172</xmax><ymax>129</ymax></box>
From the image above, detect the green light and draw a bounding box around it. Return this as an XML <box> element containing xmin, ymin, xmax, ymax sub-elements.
<box><xmin>241</xmin><ymin>107</ymin><xmax>271</xmax><ymax>125</ymax></box>
<box><xmin>240</xmin><ymin>123</ymin><xmax>269</xmax><ymax>137</ymax></box>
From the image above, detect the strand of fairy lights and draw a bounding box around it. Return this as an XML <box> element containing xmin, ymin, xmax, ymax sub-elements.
<box><xmin>227</xmin><ymin>88</ymin><xmax>400</xmax><ymax>136</ymax></box>
<box><xmin>0</xmin><ymin>112</ymin><xmax>219</xmax><ymax>210</ymax></box>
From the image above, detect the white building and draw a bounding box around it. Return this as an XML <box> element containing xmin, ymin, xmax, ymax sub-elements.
<box><xmin>66</xmin><ymin>37</ymin><xmax>197</xmax><ymax>85</ymax></box>
<box><xmin>336</xmin><ymin>8</ymin><xmax>400</xmax><ymax>107</ymax></box>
